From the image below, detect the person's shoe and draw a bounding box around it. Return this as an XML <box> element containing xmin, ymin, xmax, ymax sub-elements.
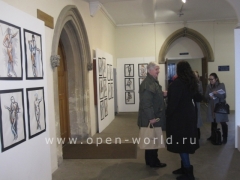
<box><xmin>150</xmin><ymin>163</ymin><xmax>167</xmax><ymax>168</ymax></box>
<box><xmin>172</xmin><ymin>161</ymin><xmax>184</xmax><ymax>175</ymax></box>
<box><xmin>207</xmin><ymin>136</ymin><xmax>212</xmax><ymax>141</ymax></box>
<box><xmin>222</xmin><ymin>137</ymin><xmax>227</xmax><ymax>144</ymax></box>
<box><xmin>176</xmin><ymin>165</ymin><xmax>195</xmax><ymax>180</ymax></box>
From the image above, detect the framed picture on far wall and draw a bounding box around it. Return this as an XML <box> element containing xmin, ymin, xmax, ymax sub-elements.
<box><xmin>138</xmin><ymin>63</ymin><xmax>147</xmax><ymax>77</ymax></box>
<box><xmin>0</xmin><ymin>20</ymin><xmax>23</xmax><ymax>80</ymax></box>
<box><xmin>125</xmin><ymin>78</ymin><xmax>134</xmax><ymax>91</ymax></box>
<box><xmin>124</xmin><ymin>64</ymin><xmax>134</xmax><ymax>77</ymax></box>
<box><xmin>0</xmin><ymin>89</ymin><xmax>26</xmax><ymax>152</ymax></box>
<box><xmin>24</xmin><ymin>29</ymin><xmax>43</xmax><ymax>79</ymax></box>
<box><xmin>26</xmin><ymin>87</ymin><xmax>46</xmax><ymax>139</ymax></box>
<box><xmin>125</xmin><ymin>91</ymin><xmax>135</xmax><ymax>104</ymax></box>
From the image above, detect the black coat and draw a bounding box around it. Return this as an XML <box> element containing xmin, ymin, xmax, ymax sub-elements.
<box><xmin>166</xmin><ymin>78</ymin><xmax>200</xmax><ymax>154</ymax></box>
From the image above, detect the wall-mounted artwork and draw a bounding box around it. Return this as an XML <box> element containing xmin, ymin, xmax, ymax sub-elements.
<box><xmin>99</xmin><ymin>77</ymin><xmax>104</xmax><ymax>99</ymax></box>
<box><xmin>26</xmin><ymin>87</ymin><xmax>46</xmax><ymax>139</ymax></box>
<box><xmin>107</xmin><ymin>64</ymin><xmax>111</xmax><ymax>81</ymax></box>
<box><xmin>0</xmin><ymin>89</ymin><xmax>26</xmax><ymax>152</ymax></box>
<box><xmin>100</xmin><ymin>100</ymin><xmax>105</xmax><ymax>120</ymax></box>
<box><xmin>124</xmin><ymin>64</ymin><xmax>134</xmax><ymax>77</ymax></box>
<box><xmin>0</xmin><ymin>20</ymin><xmax>22</xmax><ymax>80</ymax></box>
<box><xmin>111</xmin><ymin>83</ymin><xmax>114</xmax><ymax>99</ymax></box>
<box><xmin>102</xmin><ymin>58</ymin><xmax>107</xmax><ymax>78</ymax></box>
<box><xmin>108</xmin><ymin>83</ymin><xmax>111</xmax><ymax>100</ymax></box>
<box><xmin>125</xmin><ymin>78</ymin><xmax>134</xmax><ymax>91</ymax></box>
<box><xmin>24</xmin><ymin>29</ymin><xmax>43</xmax><ymax>79</ymax></box>
<box><xmin>125</xmin><ymin>91</ymin><xmax>135</xmax><ymax>104</ymax></box>
<box><xmin>110</xmin><ymin>65</ymin><xmax>113</xmax><ymax>80</ymax></box>
<box><xmin>138</xmin><ymin>63</ymin><xmax>147</xmax><ymax>77</ymax></box>
<box><xmin>139</xmin><ymin>77</ymin><xmax>145</xmax><ymax>86</ymax></box>
<box><xmin>98</xmin><ymin>57</ymin><xmax>103</xmax><ymax>76</ymax></box>
<box><xmin>103</xmin><ymin>78</ymin><xmax>107</xmax><ymax>97</ymax></box>
<box><xmin>105</xmin><ymin>99</ymin><xmax>108</xmax><ymax>117</ymax></box>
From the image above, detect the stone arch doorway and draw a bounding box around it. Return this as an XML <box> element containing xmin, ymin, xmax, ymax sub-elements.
<box><xmin>158</xmin><ymin>27</ymin><xmax>214</xmax><ymax>95</ymax></box>
<box><xmin>50</xmin><ymin>5</ymin><xmax>92</xmax><ymax>162</ymax></box>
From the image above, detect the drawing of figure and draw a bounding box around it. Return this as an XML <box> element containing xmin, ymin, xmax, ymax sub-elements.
<box><xmin>28</xmin><ymin>34</ymin><xmax>41</xmax><ymax>77</ymax></box>
<box><xmin>5</xmin><ymin>96</ymin><xmax>20</xmax><ymax>140</ymax></box>
<box><xmin>100</xmin><ymin>101</ymin><xmax>104</xmax><ymax>119</ymax></box>
<box><xmin>34</xmin><ymin>93</ymin><xmax>42</xmax><ymax>130</ymax></box>
<box><xmin>126</xmin><ymin>79</ymin><xmax>132</xmax><ymax>89</ymax></box>
<box><xmin>126</xmin><ymin>92</ymin><xmax>132</xmax><ymax>102</ymax></box>
<box><xmin>3</xmin><ymin>27</ymin><xmax>18</xmax><ymax>77</ymax></box>
<box><xmin>105</xmin><ymin>100</ymin><xmax>108</xmax><ymax>116</ymax></box>
<box><xmin>140</xmin><ymin>64</ymin><xmax>147</xmax><ymax>76</ymax></box>
<box><xmin>126</xmin><ymin>65</ymin><xmax>132</xmax><ymax>76</ymax></box>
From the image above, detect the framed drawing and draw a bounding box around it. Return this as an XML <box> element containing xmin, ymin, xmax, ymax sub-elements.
<box><xmin>0</xmin><ymin>89</ymin><xmax>26</xmax><ymax>152</ymax></box>
<box><xmin>107</xmin><ymin>64</ymin><xmax>111</xmax><ymax>81</ymax></box>
<box><xmin>110</xmin><ymin>65</ymin><xmax>113</xmax><ymax>80</ymax></box>
<box><xmin>139</xmin><ymin>77</ymin><xmax>145</xmax><ymax>86</ymax></box>
<box><xmin>138</xmin><ymin>63</ymin><xmax>147</xmax><ymax>77</ymax></box>
<box><xmin>125</xmin><ymin>91</ymin><xmax>135</xmax><ymax>104</ymax></box>
<box><xmin>26</xmin><ymin>87</ymin><xmax>46</xmax><ymax>139</ymax></box>
<box><xmin>98</xmin><ymin>57</ymin><xmax>103</xmax><ymax>76</ymax></box>
<box><xmin>111</xmin><ymin>83</ymin><xmax>114</xmax><ymax>99</ymax></box>
<box><xmin>100</xmin><ymin>100</ymin><xmax>105</xmax><ymax>120</ymax></box>
<box><xmin>124</xmin><ymin>64</ymin><xmax>134</xmax><ymax>77</ymax></box>
<box><xmin>0</xmin><ymin>20</ymin><xmax>23</xmax><ymax>80</ymax></box>
<box><xmin>103</xmin><ymin>78</ymin><xmax>107</xmax><ymax>97</ymax></box>
<box><xmin>24</xmin><ymin>29</ymin><xmax>43</xmax><ymax>79</ymax></box>
<box><xmin>99</xmin><ymin>77</ymin><xmax>104</xmax><ymax>99</ymax></box>
<box><xmin>125</xmin><ymin>78</ymin><xmax>134</xmax><ymax>91</ymax></box>
<box><xmin>108</xmin><ymin>83</ymin><xmax>111</xmax><ymax>100</ymax></box>
<box><xmin>102</xmin><ymin>58</ymin><xmax>106</xmax><ymax>78</ymax></box>
<box><xmin>104</xmin><ymin>99</ymin><xmax>108</xmax><ymax>117</ymax></box>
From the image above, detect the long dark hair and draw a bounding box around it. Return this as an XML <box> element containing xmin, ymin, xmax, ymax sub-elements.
<box><xmin>177</xmin><ymin>60</ymin><xmax>198</xmax><ymax>93</ymax></box>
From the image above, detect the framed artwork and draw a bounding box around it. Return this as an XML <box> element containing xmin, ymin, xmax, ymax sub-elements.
<box><xmin>124</xmin><ymin>64</ymin><xmax>134</xmax><ymax>77</ymax></box>
<box><xmin>0</xmin><ymin>89</ymin><xmax>26</xmax><ymax>152</ymax></box>
<box><xmin>125</xmin><ymin>78</ymin><xmax>134</xmax><ymax>91</ymax></box>
<box><xmin>107</xmin><ymin>64</ymin><xmax>111</xmax><ymax>81</ymax></box>
<box><xmin>110</xmin><ymin>65</ymin><xmax>113</xmax><ymax>80</ymax></box>
<box><xmin>99</xmin><ymin>77</ymin><xmax>104</xmax><ymax>99</ymax></box>
<box><xmin>104</xmin><ymin>99</ymin><xmax>108</xmax><ymax>117</ymax></box>
<box><xmin>125</xmin><ymin>91</ymin><xmax>135</xmax><ymax>104</ymax></box>
<box><xmin>24</xmin><ymin>29</ymin><xmax>43</xmax><ymax>79</ymax></box>
<box><xmin>138</xmin><ymin>63</ymin><xmax>148</xmax><ymax>77</ymax></box>
<box><xmin>98</xmin><ymin>57</ymin><xmax>103</xmax><ymax>76</ymax></box>
<box><xmin>100</xmin><ymin>100</ymin><xmax>105</xmax><ymax>120</ymax></box>
<box><xmin>0</xmin><ymin>20</ymin><xmax>23</xmax><ymax>80</ymax></box>
<box><xmin>139</xmin><ymin>77</ymin><xmax>145</xmax><ymax>86</ymax></box>
<box><xmin>26</xmin><ymin>87</ymin><xmax>46</xmax><ymax>139</ymax></box>
<box><xmin>102</xmin><ymin>58</ymin><xmax>107</xmax><ymax>78</ymax></box>
<box><xmin>111</xmin><ymin>83</ymin><xmax>114</xmax><ymax>99</ymax></box>
<box><xmin>103</xmin><ymin>78</ymin><xmax>107</xmax><ymax>97</ymax></box>
<box><xmin>108</xmin><ymin>83</ymin><xmax>111</xmax><ymax>100</ymax></box>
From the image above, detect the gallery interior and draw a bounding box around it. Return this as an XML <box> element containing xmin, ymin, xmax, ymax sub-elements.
<box><xmin>1</xmin><ymin>0</ymin><xmax>240</xmax><ymax>179</ymax></box>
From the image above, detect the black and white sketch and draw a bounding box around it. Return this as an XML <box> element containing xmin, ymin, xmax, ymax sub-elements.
<box><xmin>103</xmin><ymin>78</ymin><xmax>107</xmax><ymax>97</ymax></box>
<box><xmin>138</xmin><ymin>63</ymin><xmax>147</xmax><ymax>77</ymax></box>
<box><xmin>26</xmin><ymin>87</ymin><xmax>46</xmax><ymax>139</ymax></box>
<box><xmin>24</xmin><ymin>29</ymin><xmax>43</xmax><ymax>79</ymax></box>
<box><xmin>0</xmin><ymin>20</ymin><xmax>22</xmax><ymax>80</ymax></box>
<box><xmin>100</xmin><ymin>100</ymin><xmax>105</xmax><ymax>120</ymax></box>
<box><xmin>110</xmin><ymin>65</ymin><xmax>113</xmax><ymax>80</ymax></box>
<box><xmin>111</xmin><ymin>83</ymin><xmax>114</xmax><ymax>99</ymax></box>
<box><xmin>99</xmin><ymin>77</ymin><xmax>104</xmax><ymax>99</ymax></box>
<box><xmin>124</xmin><ymin>64</ymin><xmax>134</xmax><ymax>77</ymax></box>
<box><xmin>125</xmin><ymin>78</ymin><xmax>134</xmax><ymax>91</ymax></box>
<box><xmin>125</xmin><ymin>91</ymin><xmax>135</xmax><ymax>104</ymax></box>
<box><xmin>98</xmin><ymin>57</ymin><xmax>103</xmax><ymax>76</ymax></box>
<box><xmin>107</xmin><ymin>64</ymin><xmax>111</xmax><ymax>81</ymax></box>
<box><xmin>102</xmin><ymin>58</ymin><xmax>107</xmax><ymax>78</ymax></box>
<box><xmin>108</xmin><ymin>83</ymin><xmax>111</xmax><ymax>100</ymax></box>
<box><xmin>105</xmin><ymin>99</ymin><xmax>108</xmax><ymax>117</ymax></box>
<box><xmin>139</xmin><ymin>77</ymin><xmax>145</xmax><ymax>86</ymax></box>
<box><xmin>0</xmin><ymin>89</ymin><xmax>26</xmax><ymax>152</ymax></box>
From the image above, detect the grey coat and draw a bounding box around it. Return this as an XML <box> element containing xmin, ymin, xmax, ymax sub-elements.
<box><xmin>205</xmin><ymin>82</ymin><xmax>229</xmax><ymax>123</ymax></box>
<box><xmin>138</xmin><ymin>73</ymin><xmax>166</xmax><ymax>130</ymax></box>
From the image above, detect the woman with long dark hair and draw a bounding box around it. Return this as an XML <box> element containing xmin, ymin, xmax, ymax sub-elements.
<box><xmin>166</xmin><ymin>60</ymin><xmax>201</xmax><ymax>180</ymax></box>
<box><xmin>205</xmin><ymin>73</ymin><xmax>228</xmax><ymax>144</ymax></box>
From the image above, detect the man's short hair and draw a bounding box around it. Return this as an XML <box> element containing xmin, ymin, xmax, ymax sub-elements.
<box><xmin>147</xmin><ymin>62</ymin><xmax>159</xmax><ymax>72</ymax></box>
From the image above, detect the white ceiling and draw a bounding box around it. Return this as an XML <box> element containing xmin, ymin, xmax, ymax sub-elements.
<box><xmin>85</xmin><ymin>0</ymin><xmax>237</xmax><ymax>26</ymax></box>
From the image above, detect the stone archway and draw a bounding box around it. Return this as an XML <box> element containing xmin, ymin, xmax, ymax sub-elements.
<box><xmin>50</xmin><ymin>5</ymin><xmax>92</xmax><ymax>163</ymax></box>
<box><xmin>158</xmin><ymin>27</ymin><xmax>214</xmax><ymax>64</ymax></box>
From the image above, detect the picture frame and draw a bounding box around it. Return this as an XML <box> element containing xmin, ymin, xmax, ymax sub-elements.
<box><xmin>24</xmin><ymin>29</ymin><xmax>43</xmax><ymax>79</ymax></box>
<box><xmin>104</xmin><ymin>98</ymin><xmax>108</xmax><ymax>117</ymax></box>
<box><xmin>103</xmin><ymin>78</ymin><xmax>107</xmax><ymax>97</ymax></box>
<box><xmin>107</xmin><ymin>64</ymin><xmax>111</xmax><ymax>81</ymax></box>
<box><xmin>102</xmin><ymin>57</ymin><xmax>106</xmax><ymax>78</ymax></box>
<box><xmin>98</xmin><ymin>57</ymin><xmax>103</xmax><ymax>76</ymax></box>
<box><xmin>108</xmin><ymin>83</ymin><xmax>111</xmax><ymax>100</ymax></box>
<box><xmin>111</xmin><ymin>83</ymin><xmax>114</xmax><ymax>99</ymax></box>
<box><xmin>138</xmin><ymin>63</ymin><xmax>148</xmax><ymax>77</ymax></box>
<box><xmin>125</xmin><ymin>91</ymin><xmax>135</xmax><ymax>104</ymax></box>
<box><xmin>0</xmin><ymin>20</ymin><xmax>23</xmax><ymax>80</ymax></box>
<box><xmin>26</xmin><ymin>87</ymin><xmax>46</xmax><ymax>139</ymax></box>
<box><xmin>110</xmin><ymin>65</ymin><xmax>113</xmax><ymax>80</ymax></box>
<box><xmin>0</xmin><ymin>89</ymin><xmax>26</xmax><ymax>152</ymax></box>
<box><xmin>100</xmin><ymin>100</ymin><xmax>105</xmax><ymax>120</ymax></box>
<box><xmin>125</xmin><ymin>78</ymin><xmax>135</xmax><ymax>91</ymax></box>
<box><xmin>124</xmin><ymin>64</ymin><xmax>134</xmax><ymax>77</ymax></box>
<box><xmin>99</xmin><ymin>77</ymin><xmax>104</xmax><ymax>99</ymax></box>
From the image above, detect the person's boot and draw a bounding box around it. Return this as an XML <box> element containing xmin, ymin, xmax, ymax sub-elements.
<box><xmin>172</xmin><ymin>161</ymin><xmax>184</xmax><ymax>175</ymax></box>
<box><xmin>221</xmin><ymin>123</ymin><xmax>228</xmax><ymax>144</ymax></box>
<box><xmin>176</xmin><ymin>165</ymin><xmax>195</xmax><ymax>180</ymax></box>
<box><xmin>207</xmin><ymin>122</ymin><xmax>217</xmax><ymax>141</ymax></box>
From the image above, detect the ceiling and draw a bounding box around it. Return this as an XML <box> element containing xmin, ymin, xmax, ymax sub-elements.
<box><xmin>85</xmin><ymin>0</ymin><xmax>237</xmax><ymax>26</ymax></box>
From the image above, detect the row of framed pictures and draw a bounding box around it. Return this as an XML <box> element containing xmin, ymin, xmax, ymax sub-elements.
<box><xmin>125</xmin><ymin>78</ymin><xmax>146</xmax><ymax>91</ymax></box>
<box><xmin>0</xmin><ymin>87</ymin><xmax>46</xmax><ymax>152</ymax></box>
<box><xmin>98</xmin><ymin>57</ymin><xmax>113</xmax><ymax>81</ymax></box>
<box><xmin>0</xmin><ymin>19</ymin><xmax>44</xmax><ymax>80</ymax></box>
<box><xmin>100</xmin><ymin>98</ymin><xmax>108</xmax><ymax>120</ymax></box>
<box><xmin>124</xmin><ymin>63</ymin><xmax>147</xmax><ymax>77</ymax></box>
<box><xmin>99</xmin><ymin>78</ymin><xmax>114</xmax><ymax>100</ymax></box>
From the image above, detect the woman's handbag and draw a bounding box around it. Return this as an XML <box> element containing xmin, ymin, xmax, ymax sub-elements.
<box><xmin>214</xmin><ymin>100</ymin><xmax>230</xmax><ymax>114</ymax></box>
<box><xmin>138</xmin><ymin>123</ymin><xmax>165</xmax><ymax>149</ymax></box>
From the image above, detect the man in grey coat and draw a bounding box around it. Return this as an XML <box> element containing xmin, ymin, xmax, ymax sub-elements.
<box><xmin>138</xmin><ymin>61</ymin><xmax>167</xmax><ymax>168</ymax></box>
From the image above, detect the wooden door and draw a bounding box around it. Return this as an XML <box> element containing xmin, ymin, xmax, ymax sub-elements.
<box><xmin>201</xmin><ymin>57</ymin><xmax>208</xmax><ymax>102</ymax></box>
<box><xmin>58</xmin><ymin>42</ymin><xmax>70</xmax><ymax>142</ymax></box>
